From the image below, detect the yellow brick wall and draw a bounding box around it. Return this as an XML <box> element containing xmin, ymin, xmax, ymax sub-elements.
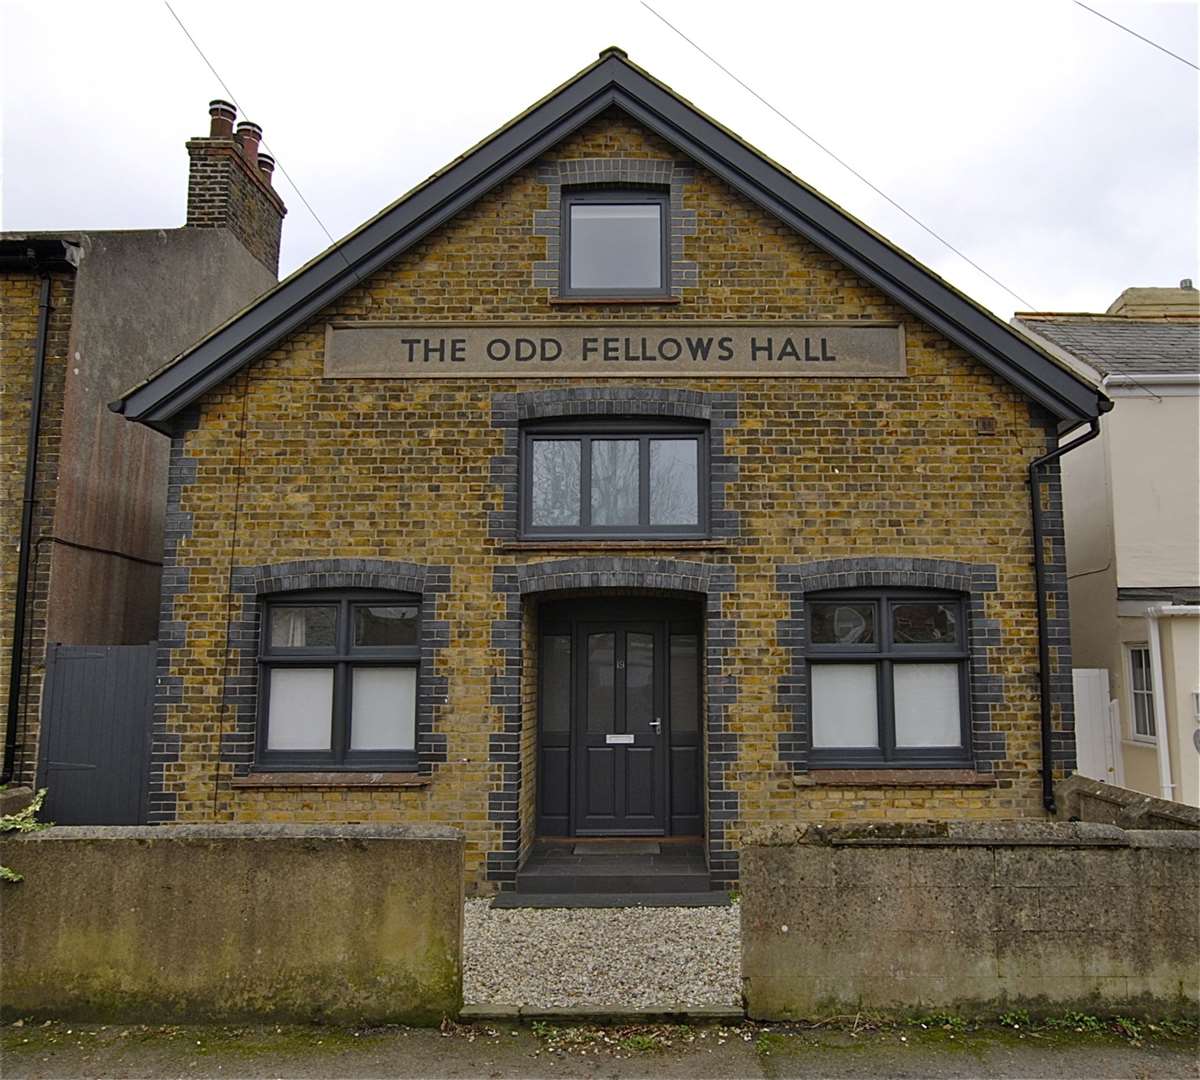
<box><xmin>160</xmin><ymin>111</ymin><xmax>1059</xmax><ymax>890</ymax></box>
<box><xmin>0</xmin><ymin>271</ymin><xmax>74</xmax><ymax>786</ymax></box>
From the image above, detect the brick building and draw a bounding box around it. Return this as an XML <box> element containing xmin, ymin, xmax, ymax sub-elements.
<box><xmin>0</xmin><ymin>101</ymin><xmax>284</xmax><ymax>811</ymax></box>
<box><xmin>113</xmin><ymin>50</ymin><xmax>1109</xmax><ymax>892</ymax></box>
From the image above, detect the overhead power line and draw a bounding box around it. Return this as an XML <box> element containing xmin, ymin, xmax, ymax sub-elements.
<box><xmin>1072</xmin><ymin>1</ymin><xmax>1199</xmax><ymax>70</ymax></box>
<box><xmin>163</xmin><ymin>0</ymin><xmax>357</xmax><ymax>276</ymax></box>
<box><xmin>640</xmin><ymin>0</ymin><xmax>1037</xmax><ymax>310</ymax></box>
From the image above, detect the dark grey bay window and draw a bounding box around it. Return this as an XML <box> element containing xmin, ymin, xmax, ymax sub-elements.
<box><xmin>561</xmin><ymin>189</ymin><xmax>670</xmax><ymax>297</ymax></box>
<box><xmin>522</xmin><ymin>420</ymin><xmax>708</xmax><ymax>538</ymax></box>
<box><xmin>806</xmin><ymin>589</ymin><xmax>971</xmax><ymax>767</ymax></box>
<box><xmin>257</xmin><ymin>591</ymin><xmax>419</xmax><ymax>770</ymax></box>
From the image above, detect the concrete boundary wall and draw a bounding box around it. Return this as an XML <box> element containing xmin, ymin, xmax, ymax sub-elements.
<box><xmin>741</xmin><ymin>821</ymin><xmax>1199</xmax><ymax>1019</ymax></box>
<box><xmin>0</xmin><ymin>825</ymin><xmax>463</xmax><ymax>1024</ymax></box>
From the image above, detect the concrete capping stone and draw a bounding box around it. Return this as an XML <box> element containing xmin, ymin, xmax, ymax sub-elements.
<box><xmin>200</xmin><ymin>558</ymin><xmax>454</xmax><ymax>793</ymax></box>
<box><xmin>531</xmin><ymin>157</ymin><xmax>698</xmax><ymax>297</ymax></box>
<box><xmin>1057</xmin><ymin>774</ymin><xmax>1200</xmax><ymax>831</ymax></box>
<box><xmin>4</xmin><ymin>823</ymin><xmax>464</xmax><ymax>842</ymax></box>
<box><xmin>742</xmin><ymin>819</ymin><xmax>1140</xmax><ymax>848</ymax></box>
<box><xmin>489</xmin><ymin>556</ymin><xmax>740</xmax><ymax>889</ymax></box>
<box><xmin>0</xmin><ymin>786</ymin><xmax>36</xmax><ymax>816</ymax></box>
<box><xmin>489</xmin><ymin>387</ymin><xmax>740</xmax><ymax>542</ymax></box>
<box><xmin>775</xmin><ymin>556</ymin><xmax>1003</xmax><ymax>776</ymax></box>
<box><xmin>1124</xmin><ymin>830</ymin><xmax>1200</xmax><ymax>849</ymax></box>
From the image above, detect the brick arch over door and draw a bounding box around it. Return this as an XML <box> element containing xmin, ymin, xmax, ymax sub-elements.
<box><xmin>489</xmin><ymin>387</ymin><xmax>739</xmax><ymax>541</ymax></box>
<box><xmin>490</xmin><ymin>557</ymin><xmax>739</xmax><ymax>887</ymax></box>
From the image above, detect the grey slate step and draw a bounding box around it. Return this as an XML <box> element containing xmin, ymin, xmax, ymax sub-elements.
<box><xmin>491</xmin><ymin>890</ymin><xmax>732</xmax><ymax>909</ymax></box>
<box><xmin>516</xmin><ymin>872</ymin><xmax>711</xmax><ymax>894</ymax></box>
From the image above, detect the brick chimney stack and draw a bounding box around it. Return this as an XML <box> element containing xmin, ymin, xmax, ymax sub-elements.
<box><xmin>186</xmin><ymin>100</ymin><xmax>287</xmax><ymax>275</ymax></box>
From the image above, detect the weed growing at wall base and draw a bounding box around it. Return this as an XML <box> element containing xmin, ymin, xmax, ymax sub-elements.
<box><xmin>0</xmin><ymin>788</ymin><xmax>50</xmax><ymax>882</ymax></box>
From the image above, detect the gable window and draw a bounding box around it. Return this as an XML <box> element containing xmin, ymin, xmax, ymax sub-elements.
<box><xmin>522</xmin><ymin>420</ymin><xmax>707</xmax><ymax>538</ymax></box>
<box><xmin>561</xmin><ymin>189</ymin><xmax>670</xmax><ymax>297</ymax></box>
<box><xmin>806</xmin><ymin>589</ymin><xmax>971</xmax><ymax>767</ymax></box>
<box><xmin>1127</xmin><ymin>644</ymin><xmax>1156</xmax><ymax>740</ymax></box>
<box><xmin>257</xmin><ymin>591</ymin><xmax>419</xmax><ymax>770</ymax></box>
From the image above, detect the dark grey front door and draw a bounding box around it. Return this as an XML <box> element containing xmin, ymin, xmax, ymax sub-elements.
<box><xmin>575</xmin><ymin>621</ymin><xmax>666</xmax><ymax>834</ymax></box>
<box><xmin>537</xmin><ymin>598</ymin><xmax>703</xmax><ymax>837</ymax></box>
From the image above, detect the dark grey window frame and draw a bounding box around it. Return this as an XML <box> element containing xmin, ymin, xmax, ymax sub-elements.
<box><xmin>256</xmin><ymin>588</ymin><xmax>420</xmax><ymax>771</ymax></box>
<box><xmin>806</xmin><ymin>588</ymin><xmax>972</xmax><ymax>768</ymax></box>
<box><xmin>559</xmin><ymin>187</ymin><xmax>672</xmax><ymax>298</ymax></box>
<box><xmin>521</xmin><ymin>418</ymin><xmax>709</xmax><ymax>539</ymax></box>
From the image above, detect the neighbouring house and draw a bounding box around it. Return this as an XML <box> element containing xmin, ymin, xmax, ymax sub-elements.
<box><xmin>0</xmin><ymin>101</ymin><xmax>285</xmax><ymax>819</ymax></box>
<box><xmin>111</xmin><ymin>48</ymin><xmax>1109</xmax><ymax>894</ymax></box>
<box><xmin>1014</xmin><ymin>286</ymin><xmax>1200</xmax><ymax>807</ymax></box>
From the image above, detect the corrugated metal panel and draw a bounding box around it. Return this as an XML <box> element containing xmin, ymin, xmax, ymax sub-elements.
<box><xmin>39</xmin><ymin>644</ymin><xmax>154</xmax><ymax>824</ymax></box>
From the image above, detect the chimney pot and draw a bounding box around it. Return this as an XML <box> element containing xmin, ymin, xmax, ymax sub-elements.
<box><xmin>235</xmin><ymin>120</ymin><xmax>263</xmax><ymax>167</ymax></box>
<box><xmin>257</xmin><ymin>152</ymin><xmax>276</xmax><ymax>185</ymax></box>
<box><xmin>208</xmin><ymin>99</ymin><xmax>236</xmax><ymax>138</ymax></box>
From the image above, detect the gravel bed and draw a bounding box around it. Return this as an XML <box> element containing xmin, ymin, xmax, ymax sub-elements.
<box><xmin>463</xmin><ymin>899</ymin><xmax>741</xmax><ymax>1008</ymax></box>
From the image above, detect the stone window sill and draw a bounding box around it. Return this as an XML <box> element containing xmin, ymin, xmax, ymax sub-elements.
<box><xmin>231</xmin><ymin>772</ymin><xmax>429</xmax><ymax>790</ymax></box>
<box><xmin>498</xmin><ymin>539</ymin><xmax>730</xmax><ymax>553</ymax></box>
<box><xmin>797</xmin><ymin>768</ymin><xmax>991</xmax><ymax>788</ymax></box>
<box><xmin>548</xmin><ymin>295</ymin><xmax>681</xmax><ymax>305</ymax></box>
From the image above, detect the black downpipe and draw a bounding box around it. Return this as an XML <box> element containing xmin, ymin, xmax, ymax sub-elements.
<box><xmin>1029</xmin><ymin>418</ymin><xmax>1101</xmax><ymax>815</ymax></box>
<box><xmin>2</xmin><ymin>273</ymin><xmax>53</xmax><ymax>785</ymax></box>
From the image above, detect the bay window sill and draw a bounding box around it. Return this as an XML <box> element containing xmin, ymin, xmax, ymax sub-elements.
<box><xmin>231</xmin><ymin>772</ymin><xmax>429</xmax><ymax>789</ymax></box>
<box><xmin>796</xmin><ymin>768</ymin><xmax>991</xmax><ymax>788</ymax></box>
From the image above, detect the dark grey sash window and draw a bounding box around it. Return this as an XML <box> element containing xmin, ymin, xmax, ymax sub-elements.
<box><xmin>257</xmin><ymin>590</ymin><xmax>419</xmax><ymax>770</ymax></box>
<box><xmin>522</xmin><ymin>420</ymin><xmax>708</xmax><ymax>538</ymax></box>
<box><xmin>561</xmin><ymin>189</ymin><xmax>670</xmax><ymax>297</ymax></box>
<box><xmin>806</xmin><ymin>589</ymin><xmax>970</xmax><ymax>767</ymax></box>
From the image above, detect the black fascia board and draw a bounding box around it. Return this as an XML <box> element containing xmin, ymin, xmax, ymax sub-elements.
<box><xmin>115</xmin><ymin>53</ymin><xmax>1105</xmax><ymax>434</ymax></box>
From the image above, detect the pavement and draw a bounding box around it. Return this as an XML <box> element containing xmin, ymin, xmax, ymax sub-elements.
<box><xmin>3</xmin><ymin>1018</ymin><xmax>1198</xmax><ymax>1079</ymax></box>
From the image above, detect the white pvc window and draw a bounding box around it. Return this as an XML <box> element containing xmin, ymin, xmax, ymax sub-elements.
<box><xmin>1128</xmin><ymin>644</ymin><xmax>1156</xmax><ymax>740</ymax></box>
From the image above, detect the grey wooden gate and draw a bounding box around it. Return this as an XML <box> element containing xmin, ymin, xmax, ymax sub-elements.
<box><xmin>38</xmin><ymin>643</ymin><xmax>155</xmax><ymax>824</ymax></box>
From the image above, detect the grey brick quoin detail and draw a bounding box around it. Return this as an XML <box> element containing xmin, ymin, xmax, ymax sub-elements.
<box><xmin>219</xmin><ymin>560</ymin><xmax>452</xmax><ymax>780</ymax></box>
<box><xmin>489</xmin><ymin>387</ymin><xmax>739</xmax><ymax>541</ymax></box>
<box><xmin>147</xmin><ymin>411</ymin><xmax>201</xmax><ymax>825</ymax></box>
<box><xmin>532</xmin><ymin>157</ymin><xmax>698</xmax><ymax>295</ymax></box>
<box><xmin>776</xmin><ymin>558</ymin><xmax>1006</xmax><ymax>776</ymax></box>
<box><xmin>1035</xmin><ymin>419</ymin><xmax>1077</xmax><ymax>778</ymax></box>
<box><xmin>489</xmin><ymin>557</ymin><xmax>739</xmax><ymax>889</ymax></box>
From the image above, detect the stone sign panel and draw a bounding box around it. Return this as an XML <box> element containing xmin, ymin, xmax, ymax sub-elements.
<box><xmin>324</xmin><ymin>322</ymin><xmax>905</xmax><ymax>379</ymax></box>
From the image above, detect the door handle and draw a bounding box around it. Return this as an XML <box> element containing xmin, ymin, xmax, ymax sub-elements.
<box><xmin>650</xmin><ymin>717</ymin><xmax>662</xmax><ymax>735</ymax></box>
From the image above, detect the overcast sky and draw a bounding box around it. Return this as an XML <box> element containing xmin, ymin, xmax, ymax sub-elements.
<box><xmin>3</xmin><ymin>0</ymin><xmax>1196</xmax><ymax>318</ymax></box>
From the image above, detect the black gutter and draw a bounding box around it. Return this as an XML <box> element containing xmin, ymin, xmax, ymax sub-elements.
<box><xmin>1029</xmin><ymin>416</ymin><xmax>1102</xmax><ymax>814</ymax></box>
<box><xmin>2</xmin><ymin>241</ymin><xmax>75</xmax><ymax>785</ymax></box>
